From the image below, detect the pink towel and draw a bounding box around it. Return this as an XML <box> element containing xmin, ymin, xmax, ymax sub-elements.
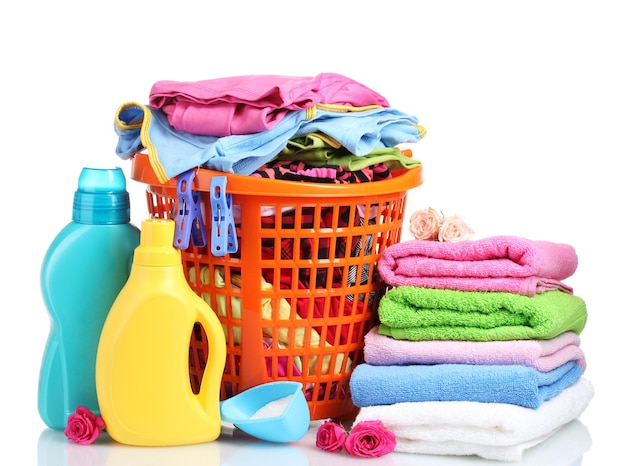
<box><xmin>377</xmin><ymin>235</ymin><xmax>578</xmax><ymax>297</ymax></box>
<box><xmin>364</xmin><ymin>326</ymin><xmax>586</xmax><ymax>372</ymax></box>
<box><xmin>149</xmin><ymin>73</ymin><xmax>390</xmax><ymax>137</ymax></box>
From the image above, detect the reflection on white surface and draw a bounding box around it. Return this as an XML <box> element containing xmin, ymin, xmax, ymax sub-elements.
<box><xmin>37</xmin><ymin>419</ymin><xmax>591</xmax><ymax>466</ymax></box>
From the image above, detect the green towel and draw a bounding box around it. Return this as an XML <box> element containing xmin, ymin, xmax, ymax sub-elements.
<box><xmin>377</xmin><ymin>287</ymin><xmax>587</xmax><ymax>341</ymax></box>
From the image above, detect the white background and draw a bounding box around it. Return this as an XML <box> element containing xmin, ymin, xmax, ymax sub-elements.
<box><xmin>1</xmin><ymin>1</ymin><xmax>624</xmax><ymax>464</ymax></box>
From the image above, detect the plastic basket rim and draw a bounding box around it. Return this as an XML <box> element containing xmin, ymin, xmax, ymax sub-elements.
<box><xmin>130</xmin><ymin>152</ymin><xmax>422</xmax><ymax>198</ymax></box>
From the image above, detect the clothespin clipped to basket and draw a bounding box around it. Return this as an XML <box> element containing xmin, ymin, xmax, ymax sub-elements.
<box><xmin>209</xmin><ymin>176</ymin><xmax>238</xmax><ymax>256</ymax></box>
<box><xmin>173</xmin><ymin>170</ymin><xmax>207</xmax><ymax>249</ymax></box>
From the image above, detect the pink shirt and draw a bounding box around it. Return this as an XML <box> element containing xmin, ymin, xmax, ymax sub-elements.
<box><xmin>149</xmin><ymin>73</ymin><xmax>390</xmax><ymax>137</ymax></box>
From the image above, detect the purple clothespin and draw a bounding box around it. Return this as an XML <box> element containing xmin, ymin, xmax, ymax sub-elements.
<box><xmin>209</xmin><ymin>176</ymin><xmax>238</xmax><ymax>256</ymax></box>
<box><xmin>174</xmin><ymin>170</ymin><xmax>207</xmax><ymax>249</ymax></box>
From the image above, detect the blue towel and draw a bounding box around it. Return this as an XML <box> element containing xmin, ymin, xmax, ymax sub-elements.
<box><xmin>349</xmin><ymin>360</ymin><xmax>582</xmax><ymax>409</ymax></box>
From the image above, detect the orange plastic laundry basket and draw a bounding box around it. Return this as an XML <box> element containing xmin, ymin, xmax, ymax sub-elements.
<box><xmin>131</xmin><ymin>152</ymin><xmax>422</xmax><ymax>420</ymax></box>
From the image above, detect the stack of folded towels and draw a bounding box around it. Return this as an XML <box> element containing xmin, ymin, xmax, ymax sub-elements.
<box><xmin>349</xmin><ymin>235</ymin><xmax>594</xmax><ymax>462</ymax></box>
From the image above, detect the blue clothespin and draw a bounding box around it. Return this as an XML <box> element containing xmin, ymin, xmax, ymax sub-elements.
<box><xmin>209</xmin><ymin>176</ymin><xmax>238</xmax><ymax>256</ymax></box>
<box><xmin>174</xmin><ymin>170</ymin><xmax>207</xmax><ymax>249</ymax></box>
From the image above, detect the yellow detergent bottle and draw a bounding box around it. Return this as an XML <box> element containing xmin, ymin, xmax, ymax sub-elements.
<box><xmin>95</xmin><ymin>218</ymin><xmax>226</xmax><ymax>446</ymax></box>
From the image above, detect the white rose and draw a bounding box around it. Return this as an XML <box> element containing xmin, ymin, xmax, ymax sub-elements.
<box><xmin>438</xmin><ymin>215</ymin><xmax>474</xmax><ymax>242</ymax></box>
<box><xmin>409</xmin><ymin>207</ymin><xmax>443</xmax><ymax>241</ymax></box>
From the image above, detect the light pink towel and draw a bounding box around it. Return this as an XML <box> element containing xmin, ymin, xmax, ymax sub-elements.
<box><xmin>364</xmin><ymin>326</ymin><xmax>586</xmax><ymax>372</ymax></box>
<box><xmin>377</xmin><ymin>235</ymin><xmax>578</xmax><ymax>297</ymax></box>
<box><xmin>149</xmin><ymin>73</ymin><xmax>390</xmax><ymax>137</ymax></box>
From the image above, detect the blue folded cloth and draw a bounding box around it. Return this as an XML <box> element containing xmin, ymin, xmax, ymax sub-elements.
<box><xmin>115</xmin><ymin>102</ymin><xmax>424</xmax><ymax>181</ymax></box>
<box><xmin>349</xmin><ymin>360</ymin><xmax>582</xmax><ymax>409</ymax></box>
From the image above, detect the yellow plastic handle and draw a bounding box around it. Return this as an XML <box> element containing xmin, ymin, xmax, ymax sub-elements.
<box><xmin>193</xmin><ymin>298</ymin><xmax>227</xmax><ymax>415</ymax></box>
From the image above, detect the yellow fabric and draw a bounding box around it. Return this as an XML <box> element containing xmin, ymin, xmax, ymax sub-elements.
<box><xmin>189</xmin><ymin>266</ymin><xmax>348</xmax><ymax>375</ymax></box>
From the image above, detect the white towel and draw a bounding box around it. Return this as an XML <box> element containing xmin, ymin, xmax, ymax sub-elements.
<box><xmin>354</xmin><ymin>377</ymin><xmax>594</xmax><ymax>462</ymax></box>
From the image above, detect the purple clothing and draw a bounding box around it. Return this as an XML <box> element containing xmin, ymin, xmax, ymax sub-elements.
<box><xmin>149</xmin><ymin>73</ymin><xmax>390</xmax><ymax>137</ymax></box>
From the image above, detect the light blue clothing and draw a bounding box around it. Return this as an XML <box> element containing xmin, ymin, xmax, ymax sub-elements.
<box><xmin>115</xmin><ymin>102</ymin><xmax>424</xmax><ymax>182</ymax></box>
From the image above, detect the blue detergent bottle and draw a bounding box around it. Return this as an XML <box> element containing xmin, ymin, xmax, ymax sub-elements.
<box><xmin>38</xmin><ymin>167</ymin><xmax>141</xmax><ymax>430</ymax></box>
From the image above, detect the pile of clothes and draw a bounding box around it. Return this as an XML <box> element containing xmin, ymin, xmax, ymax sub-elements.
<box><xmin>113</xmin><ymin>73</ymin><xmax>426</xmax><ymax>398</ymax></box>
<box><xmin>113</xmin><ymin>72</ymin><xmax>425</xmax><ymax>182</ymax></box>
<box><xmin>349</xmin><ymin>235</ymin><xmax>594</xmax><ymax>461</ymax></box>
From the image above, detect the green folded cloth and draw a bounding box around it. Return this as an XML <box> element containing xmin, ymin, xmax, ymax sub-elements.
<box><xmin>275</xmin><ymin>132</ymin><xmax>422</xmax><ymax>171</ymax></box>
<box><xmin>377</xmin><ymin>287</ymin><xmax>587</xmax><ymax>341</ymax></box>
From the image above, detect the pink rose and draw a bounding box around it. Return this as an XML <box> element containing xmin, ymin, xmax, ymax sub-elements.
<box><xmin>409</xmin><ymin>207</ymin><xmax>443</xmax><ymax>240</ymax></box>
<box><xmin>315</xmin><ymin>420</ymin><xmax>347</xmax><ymax>452</ymax></box>
<box><xmin>344</xmin><ymin>420</ymin><xmax>396</xmax><ymax>458</ymax></box>
<box><xmin>64</xmin><ymin>406</ymin><xmax>105</xmax><ymax>445</ymax></box>
<box><xmin>438</xmin><ymin>214</ymin><xmax>474</xmax><ymax>243</ymax></box>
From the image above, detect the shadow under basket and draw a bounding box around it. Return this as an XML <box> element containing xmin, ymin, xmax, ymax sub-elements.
<box><xmin>130</xmin><ymin>153</ymin><xmax>422</xmax><ymax>421</ymax></box>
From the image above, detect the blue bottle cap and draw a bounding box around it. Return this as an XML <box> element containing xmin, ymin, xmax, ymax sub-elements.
<box><xmin>73</xmin><ymin>167</ymin><xmax>131</xmax><ymax>224</ymax></box>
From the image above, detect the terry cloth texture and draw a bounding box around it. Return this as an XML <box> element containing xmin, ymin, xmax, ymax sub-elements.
<box><xmin>363</xmin><ymin>325</ymin><xmax>586</xmax><ymax>372</ymax></box>
<box><xmin>349</xmin><ymin>360</ymin><xmax>583</xmax><ymax>409</ymax></box>
<box><xmin>377</xmin><ymin>288</ymin><xmax>587</xmax><ymax>341</ymax></box>
<box><xmin>354</xmin><ymin>378</ymin><xmax>594</xmax><ymax>462</ymax></box>
<box><xmin>377</xmin><ymin>235</ymin><xmax>578</xmax><ymax>297</ymax></box>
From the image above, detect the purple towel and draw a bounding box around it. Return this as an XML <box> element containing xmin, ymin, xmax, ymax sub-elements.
<box><xmin>364</xmin><ymin>326</ymin><xmax>586</xmax><ymax>372</ymax></box>
<box><xmin>377</xmin><ymin>235</ymin><xmax>578</xmax><ymax>297</ymax></box>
